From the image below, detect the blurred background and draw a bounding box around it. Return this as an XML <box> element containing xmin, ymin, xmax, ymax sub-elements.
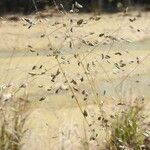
<box><xmin>0</xmin><ymin>0</ymin><xmax>150</xmax><ymax>14</ymax></box>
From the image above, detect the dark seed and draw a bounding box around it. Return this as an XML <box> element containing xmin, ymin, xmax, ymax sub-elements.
<box><xmin>77</xmin><ymin>19</ymin><xmax>83</xmax><ymax>25</ymax></box>
<box><xmin>73</xmin><ymin>87</ymin><xmax>78</xmax><ymax>92</ymax></box>
<box><xmin>105</xmin><ymin>55</ymin><xmax>111</xmax><ymax>59</ymax></box>
<box><xmin>103</xmin><ymin>90</ymin><xmax>106</xmax><ymax>96</ymax></box>
<box><xmin>32</xmin><ymin>66</ymin><xmax>36</xmax><ymax>70</ymax></box>
<box><xmin>80</xmin><ymin>77</ymin><xmax>84</xmax><ymax>82</ymax></box>
<box><xmin>39</xmin><ymin>97</ymin><xmax>46</xmax><ymax>101</ymax></box>
<box><xmin>30</xmin><ymin>50</ymin><xmax>36</xmax><ymax>52</ymax></box>
<box><xmin>40</xmin><ymin>34</ymin><xmax>45</xmax><ymax>38</ymax></box>
<box><xmin>101</xmin><ymin>54</ymin><xmax>104</xmax><ymax>60</ymax></box>
<box><xmin>137</xmin><ymin>57</ymin><xmax>140</xmax><ymax>64</ymax></box>
<box><xmin>99</xmin><ymin>33</ymin><xmax>104</xmax><ymax>37</ymax></box>
<box><xmin>83</xmin><ymin>110</ymin><xmax>88</xmax><ymax>117</ymax></box>
<box><xmin>55</xmin><ymin>89</ymin><xmax>59</xmax><ymax>94</ymax></box>
<box><xmin>84</xmin><ymin>97</ymin><xmax>87</xmax><ymax>101</ymax></box>
<box><xmin>115</xmin><ymin>52</ymin><xmax>122</xmax><ymax>56</ymax></box>
<box><xmin>39</xmin><ymin>65</ymin><xmax>43</xmax><ymax>69</ymax></box>
<box><xmin>98</xmin><ymin>117</ymin><xmax>101</xmax><ymax>120</ymax></box>
<box><xmin>82</xmin><ymin>90</ymin><xmax>85</xmax><ymax>95</ymax></box>
<box><xmin>71</xmin><ymin>79</ymin><xmax>77</xmax><ymax>85</ymax></box>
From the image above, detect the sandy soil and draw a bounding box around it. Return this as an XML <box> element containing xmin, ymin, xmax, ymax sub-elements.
<box><xmin>0</xmin><ymin>11</ymin><xmax>150</xmax><ymax>150</ymax></box>
<box><xmin>0</xmin><ymin>11</ymin><xmax>150</xmax><ymax>51</ymax></box>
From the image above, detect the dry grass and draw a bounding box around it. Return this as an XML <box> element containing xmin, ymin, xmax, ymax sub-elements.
<box><xmin>0</xmin><ymin>1</ymin><xmax>150</xmax><ymax>149</ymax></box>
<box><xmin>0</xmin><ymin>90</ymin><xmax>29</xmax><ymax>150</ymax></box>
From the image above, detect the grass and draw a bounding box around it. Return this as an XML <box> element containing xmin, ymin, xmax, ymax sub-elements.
<box><xmin>0</xmin><ymin>94</ymin><xmax>29</xmax><ymax>150</ymax></box>
<box><xmin>107</xmin><ymin>100</ymin><xmax>146</xmax><ymax>150</ymax></box>
<box><xmin>0</xmin><ymin>2</ymin><xmax>150</xmax><ymax>149</ymax></box>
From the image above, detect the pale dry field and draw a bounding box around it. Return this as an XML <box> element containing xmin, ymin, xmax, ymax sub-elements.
<box><xmin>0</xmin><ymin>11</ymin><xmax>150</xmax><ymax>149</ymax></box>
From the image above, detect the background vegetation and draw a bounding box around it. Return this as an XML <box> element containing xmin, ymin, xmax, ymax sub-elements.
<box><xmin>0</xmin><ymin>0</ymin><xmax>150</xmax><ymax>14</ymax></box>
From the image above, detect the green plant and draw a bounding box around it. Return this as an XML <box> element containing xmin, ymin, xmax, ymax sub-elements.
<box><xmin>108</xmin><ymin>101</ymin><xmax>145</xmax><ymax>150</ymax></box>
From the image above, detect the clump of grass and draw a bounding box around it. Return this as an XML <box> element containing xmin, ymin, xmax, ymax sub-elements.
<box><xmin>0</xmin><ymin>94</ymin><xmax>29</xmax><ymax>150</ymax></box>
<box><xmin>108</xmin><ymin>100</ymin><xmax>146</xmax><ymax>150</ymax></box>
